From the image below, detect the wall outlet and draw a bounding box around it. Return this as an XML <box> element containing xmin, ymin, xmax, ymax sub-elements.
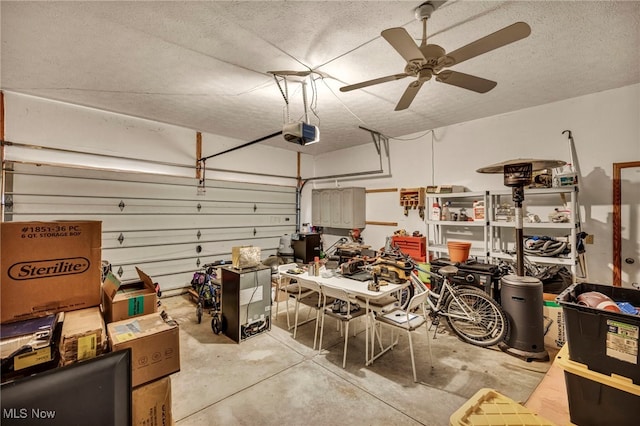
<box><xmin>585</xmin><ymin>234</ymin><xmax>594</xmax><ymax>244</ymax></box>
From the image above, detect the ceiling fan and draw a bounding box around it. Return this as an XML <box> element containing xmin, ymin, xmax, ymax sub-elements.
<box><xmin>340</xmin><ymin>1</ymin><xmax>531</xmax><ymax>111</ymax></box>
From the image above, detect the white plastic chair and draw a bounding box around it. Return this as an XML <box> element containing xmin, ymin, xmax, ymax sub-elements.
<box><xmin>356</xmin><ymin>294</ymin><xmax>401</xmax><ymax>359</ymax></box>
<box><xmin>276</xmin><ymin>264</ymin><xmax>324</xmax><ymax>342</ymax></box>
<box><xmin>291</xmin><ymin>278</ymin><xmax>323</xmax><ymax>348</ymax></box>
<box><xmin>318</xmin><ymin>284</ymin><xmax>366</xmax><ymax>368</ymax></box>
<box><xmin>273</xmin><ymin>263</ymin><xmax>306</xmax><ymax>321</ymax></box>
<box><xmin>371</xmin><ymin>290</ymin><xmax>432</xmax><ymax>382</ymax></box>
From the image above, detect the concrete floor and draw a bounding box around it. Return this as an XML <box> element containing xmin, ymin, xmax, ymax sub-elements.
<box><xmin>160</xmin><ymin>294</ymin><xmax>555</xmax><ymax>426</ymax></box>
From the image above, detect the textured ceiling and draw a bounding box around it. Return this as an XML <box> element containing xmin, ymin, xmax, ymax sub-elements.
<box><xmin>2</xmin><ymin>1</ymin><xmax>639</xmax><ymax>155</ymax></box>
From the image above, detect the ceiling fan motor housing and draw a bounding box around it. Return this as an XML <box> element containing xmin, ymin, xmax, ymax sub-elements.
<box><xmin>415</xmin><ymin>1</ymin><xmax>445</xmax><ymax>21</ymax></box>
<box><xmin>420</xmin><ymin>44</ymin><xmax>446</xmax><ymax>67</ymax></box>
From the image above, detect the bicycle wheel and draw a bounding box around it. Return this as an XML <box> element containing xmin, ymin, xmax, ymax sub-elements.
<box><xmin>444</xmin><ymin>288</ymin><xmax>508</xmax><ymax>347</ymax></box>
<box><xmin>211</xmin><ymin>315</ymin><xmax>221</xmax><ymax>334</ymax></box>
<box><xmin>196</xmin><ymin>301</ymin><xmax>203</xmax><ymax>324</ymax></box>
<box><xmin>398</xmin><ymin>284</ymin><xmax>414</xmax><ymax>310</ymax></box>
<box><xmin>441</xmin><ymin>284</ymin><xmax>480</xmax><ymax>308</ymax></box>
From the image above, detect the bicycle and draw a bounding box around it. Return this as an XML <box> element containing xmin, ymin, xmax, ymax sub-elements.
<box><xmin>371</xmin><ymin>247</ymin><xmax>508</xmax><ymax>347</ymax></box>
<box><xmin>412</xmin><ymin>261</ymin><xmax>508</xmax><ymax>347</ymax></box>
<box><xmin>190</xmin><ymin>264</ymin><xmax>223</xmax><ymax>334</ymax></box>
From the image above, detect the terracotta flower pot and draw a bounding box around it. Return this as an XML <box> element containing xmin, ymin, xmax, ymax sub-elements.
<box><xmin>447</xmin><ymin>241</ymin><xmax>472</xmax><ymax>263</ymax></box>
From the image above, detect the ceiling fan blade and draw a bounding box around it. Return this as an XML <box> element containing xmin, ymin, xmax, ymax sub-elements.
<box><xmin>381</xmin><ymin>28</ymin><xmax>426</xmax><ymax>62</ymax></box>
<box><xmin>340</xmin><ymin>73</ymin><xmax>409</xmax><ymax>92</ymax></box>
<box><xmin>395</xmin><ymin>80</ymin><xmax>424</xmax><ymax>111</ymax></box>
<box><xmin>436</xmin><ymin>70</ymin><xmax>497</xmax><ymax>93</ymax></box>
<box><xmin>444</xmin><ymin>22</ymin><xmax>531</xmax><ymax>67</ymax></box>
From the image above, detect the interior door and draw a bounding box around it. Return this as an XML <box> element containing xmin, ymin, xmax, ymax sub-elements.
<box><xmin>613</xmin><ymin>162</ymin><xmax>640</xmax><ymax>288</ymax></box>
<box><xmin>621</xmin><ymin>166</ymin><xmax>640</xmax><ymax>288</ymax></box>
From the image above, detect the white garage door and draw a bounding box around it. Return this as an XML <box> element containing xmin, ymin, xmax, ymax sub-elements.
<box><xmin>3</xmin><ymin>163</ymin><xmax>297</xmax><ymax>291</ymax></box>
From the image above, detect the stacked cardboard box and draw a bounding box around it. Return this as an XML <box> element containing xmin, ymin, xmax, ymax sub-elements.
<box><xmin>102</xmin><ymin>267</ymin><xmax>158</xmax><ymax>323</ymax></box>
<box><xmin>58</xmin><ymin>307</ymin><xmax>107</xmax><ymax>366</ymax></box>
<box><xmin>133</xmin><ymin>376</ymin><xmax>173</xmax><ymax>426</ymax></box>
<box><xmin>105</xmin><ymin>310</ymin><xmax>179</xmax><ymax>424</ymax></box>
<box><xmin>102</xmin><ymin>269</ymin><xmax>176</xmax><ymax>425</ymax></box>
<box><xmin>1</xmin><ymin>221</ymin><xmax>102</xmax><ymax>377</ymax></box>
<box><xmin>107</xmin><ymin>311</ymin><xmax>180</xmax><ymax>387</ymax></box>
<box><xmin>1</xmin><ymin>221</ymin><xmax>102</xmax><ymax>323</ymax></box>
<box><xmin>2</xmin><ymin>220</ymin><xmax>177</xmax><ymax>423</ymax></box>
<box><xmin>542</xmin><ymin>294</ymin><xmax>565</xmax><ymax>350</ymax></box>
<box><xmin>0</xmin><ymin>314</ymin><xmax>60</xmax><ymax>376</ymax></box>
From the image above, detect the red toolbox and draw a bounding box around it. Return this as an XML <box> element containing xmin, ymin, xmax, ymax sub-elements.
<box><xmin>391</xmin><ymin>236</ymin><xmax>427</xmax><ymax>262</ymax></box>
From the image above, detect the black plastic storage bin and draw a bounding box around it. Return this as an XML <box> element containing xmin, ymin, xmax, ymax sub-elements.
<box><xmin>557</xmin><ymin>282</ymin><xmax>640</xmax><ymax>384</ymax></box>
<box><xmin>555</xmin><ymin>345</ymin><xmax>640</xmax><ymax>426</ymax></box>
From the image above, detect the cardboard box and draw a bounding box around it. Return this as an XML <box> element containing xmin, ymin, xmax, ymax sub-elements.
<box><xmin>0</xmin><ymin>314</ymin><xmax>60</xmax><ymax>373</ymax></box>
<box><xmin>107</xmin><ymin>311</ymin><xmax>180</xmax><ymax>387</ymax></box>
<box><xmin>59</xmin><ymin>307</ymin><xmax>107</xmax><ymax>366</ymax></box>
<box><xmin>133</xmin><ymin>376</ymin><xmax>173</xmax><ymax>426</ymax></box>
<box><xmin>1</xmin><ymin>221</ymin><xmax>102</xmax><ymax>323</ymax></box>
<box><xmin>543</xmin><ymin>299</ymin><xmax>565</xmax><ymax>349</ymax></box>
<box><xmin>102</xmin><ymin>267</ymin><xmax>157</xmax><ymax>323</ymax></box>
<box><xmin>232</xmin><ymin>245</ymin><xmax>261</xmax><ymax>269</ymax></box>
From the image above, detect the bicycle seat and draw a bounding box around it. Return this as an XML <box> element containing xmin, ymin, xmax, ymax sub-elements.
<box><xmin>438</xmin><ymin>265</ymin><xmax>459</xmax><ymax>277</ymax></box>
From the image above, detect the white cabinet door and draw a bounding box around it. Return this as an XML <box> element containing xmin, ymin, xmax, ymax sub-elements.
<box><xmin>312</xmin><ymin>187</ymin><xmax>366</xmax><ymax>229</ymax></box>
<box><xmin>330</xmin><ymin>189</ymin><xmax>342</xmax><ymax>226</ymax></box>
<box><xmin>338</xmin><ymin>189</ymin><xmax>352</xmax><ymax>228</ymax></box>
<box><xmin>319</xmin><ymin>190</ymin><xmax>332</xmax><ymax>227</ymax></box>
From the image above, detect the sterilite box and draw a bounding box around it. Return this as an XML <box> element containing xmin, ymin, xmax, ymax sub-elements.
<box><xmin>556</xmin><ymin>282</ymin><xmax>640</xmax><ymax>384</ymax></box>
<box><xmin>555</xmin><ymin>344</ymin><xmax>639</xmax><ymax>426</ymax></box>
<box><xmin>1</xmin><ymin>221</ymin><xmax>102</xmax><ymax>323</ymax></box>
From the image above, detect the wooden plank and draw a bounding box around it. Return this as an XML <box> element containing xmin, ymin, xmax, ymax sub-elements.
<box><xmin>366</xmin><ymin>188</ymin><xmax>397</xmax><ymax>193</ymax></box>
<box><xmin>365</xmin><ymin>221</ymin><xmax>398</xmax><ymax>226</ymax></box>
<box><xmin>524</xmin><ymin>357</ymin><xmax>571</xmax><ymax>426</ymax></box>
<box><xmin>187</xmin><ymin>288</ymin><xmax>199</xmax><ymax>303</ymax></box>
<box><xmin>613</xmin><ymin>161</ymin><xmax>640</xmax><ymax>286</ymax></box>
<box><xmin>0</xmin><ymin>91</ymin><xmax>4</xmax><ymax>141</ymax></box>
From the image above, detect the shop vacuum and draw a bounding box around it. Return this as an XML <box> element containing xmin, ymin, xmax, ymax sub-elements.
<box><xmin>477</xmin><ymin>158</ymin><xmax>565</xmax><ymax>362</ymax></box>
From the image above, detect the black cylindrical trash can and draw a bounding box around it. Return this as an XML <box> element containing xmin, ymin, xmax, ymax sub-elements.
<box><xmin>499</xmin><ymin>274</ymin><xmax>549</xmax><ymax>361</ymax></box>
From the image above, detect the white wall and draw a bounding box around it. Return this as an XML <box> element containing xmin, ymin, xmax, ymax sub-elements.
<box><xmin>4</xmin><ymin>85</ymin><xmax>638</xmax><ymax>285</ymax></box>
<box><xmin>308</xmin><ymin>84</ymin><xmax>640</xmax><ymax>285</ymax></box>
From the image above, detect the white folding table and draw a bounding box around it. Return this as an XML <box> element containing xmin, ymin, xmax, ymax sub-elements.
<box><xmin>281</xmin><ymin>269</ymin><xmax>408</xmax><ymax>365</ymax></box>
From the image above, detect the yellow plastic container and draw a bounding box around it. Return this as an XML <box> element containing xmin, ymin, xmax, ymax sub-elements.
<box><xmin>555</xmin><ymin>344</ymin><xmax>639</xmax><ymax>426</ymax></box>
<box><xmin>418</xmin><ymin>262</ymin><xmax>430</xmax><ymax>284</ymax></box>
<box><xmin>450</xmin><ymin>388</ymin><xmax>554</xmax><ymax>426</ymax></box>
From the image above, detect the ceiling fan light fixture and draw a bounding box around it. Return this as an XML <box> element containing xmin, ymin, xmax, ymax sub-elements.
<box><xmin>414</xmin><ymin>1</ymin><xmax>445</xmax><ymax>21</ymax></box>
